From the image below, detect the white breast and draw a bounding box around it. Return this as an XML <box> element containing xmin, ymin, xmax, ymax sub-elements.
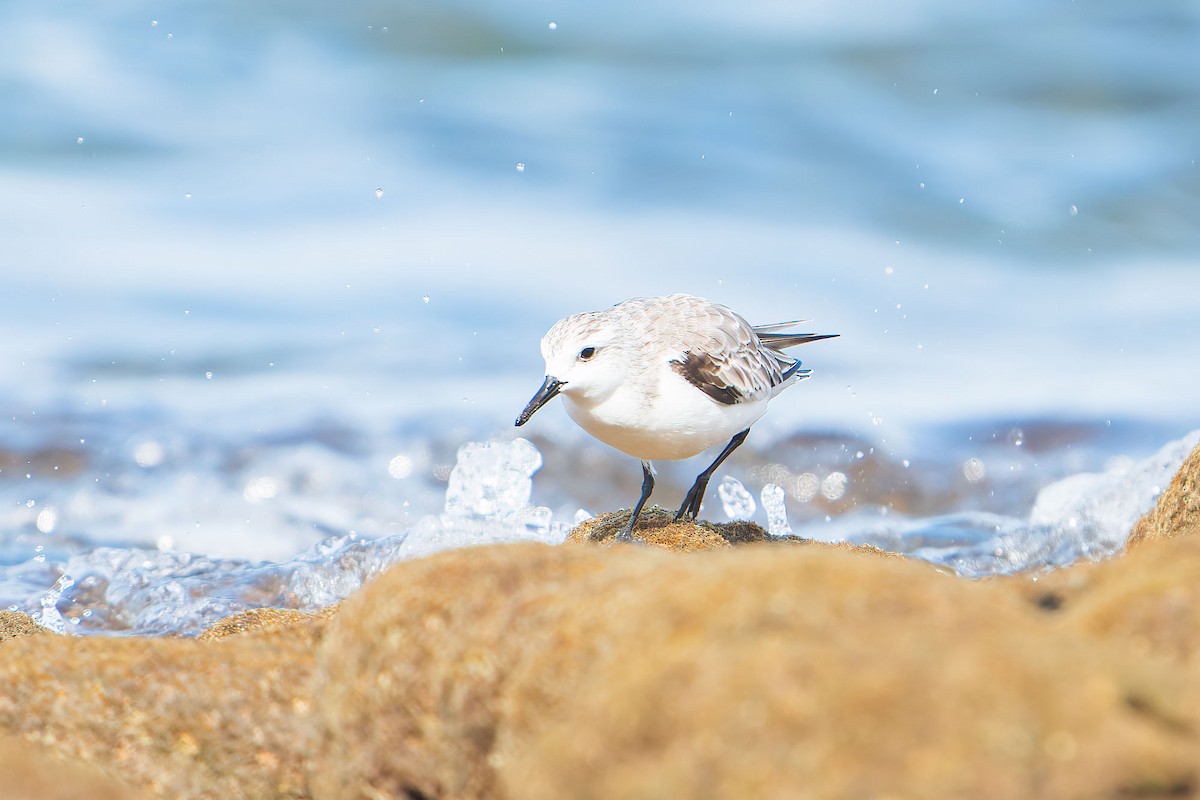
<box><xmin>562</xmin><ymin>369</ymin><xmax>770</xmax><ymax>461</ymax></box>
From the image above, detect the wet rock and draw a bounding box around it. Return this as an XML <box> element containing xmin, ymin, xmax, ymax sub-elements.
<box><xmin>0</xmin><ymin>610</ymin><xmax>45</xmax><ymax>642</ymax></box>
<box><xmin>1127</xmin><ymin>441</ymin><xmax>1200</xmax><ymax>547</ymax></box>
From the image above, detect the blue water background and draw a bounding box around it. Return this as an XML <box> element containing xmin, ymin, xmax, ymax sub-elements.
<box><xmin>2</xmin><ymin>0</ymin><xmax>1199</xmax><ymax>630</ymax></box>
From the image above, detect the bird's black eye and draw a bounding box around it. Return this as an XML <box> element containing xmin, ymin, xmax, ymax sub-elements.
<box><xmin>578</xmin><ymin>346</ymin><xmax>597</xmax><ymax>361</ymax></box>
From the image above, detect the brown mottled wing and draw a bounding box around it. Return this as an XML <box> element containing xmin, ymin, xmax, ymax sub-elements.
<box><xmin>667</xmin><ymin>302</ymin><xmax>788</xmax><ymax>406</ymax></box>
<box><xmin>671</xmin><ymin>351</ymin><xmax>745</xmax><ymax>404</ymax></box>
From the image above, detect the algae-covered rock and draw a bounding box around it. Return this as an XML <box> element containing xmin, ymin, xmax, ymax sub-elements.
<box><xmin>569</xmin><ymin>505</ymin><xmax>899</xmax><ymax>559</ymax></box>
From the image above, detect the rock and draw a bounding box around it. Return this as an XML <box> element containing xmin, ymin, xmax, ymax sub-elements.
<box><xmin>312</xmin><ymin>541</ymin><xmax>1199</xmax><ymax>800</ymax></box>
<box><xmin>0</xmin><ymin>734</ymin><xmax>150</xmax><ymax>799</ymax></box>
<box><xmin>197</xmin><ymin>606</ymin><xmax>336</xmax><ymax>642</ymax></box>
<box><xmin>1127</xmin><ymin>441</ymin><xmax>1200</xmax><ymax>547</ymax></box>
<box><xmin>1029</xmin><ymin>535</ymin><xmax>1200</xmax><ymax>668</ymax></box>
<box><xmin>0</xmin><ymin>629</ymin><xmax>320</xmax><ymax>799</ymax></box>
<box><xmin>0</xmin><ymin>610</ymin><xmax>46</xmax><ymax>642</ymax></box>
<box><xmin>568</xmin><ymin>506</ymin><xmax>900</xmax><ymax>559</ymax></box>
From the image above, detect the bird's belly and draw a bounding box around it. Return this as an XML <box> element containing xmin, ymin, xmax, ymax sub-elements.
<box><xmin>563</xmin><ymin>385</ymin><xmax>769</xmax><ymax>461</ymax></box>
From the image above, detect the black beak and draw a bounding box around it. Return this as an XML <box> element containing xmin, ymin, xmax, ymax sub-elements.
<box><xmin>515</xmin><ymin>376</ymin><xmax>563</xmax><ymax>426</ymax></box>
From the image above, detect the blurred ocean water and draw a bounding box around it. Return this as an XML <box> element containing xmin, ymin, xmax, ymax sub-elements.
<box><xmin>2</xmin><ymin>0</ymin><xmax>1198</xmax><ymax>633</ymax></box>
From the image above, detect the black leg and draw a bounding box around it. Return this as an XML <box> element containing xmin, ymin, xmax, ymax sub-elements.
<box><xmin>615</xmin><ymin>460</ymin><xmax>655</xmax><ymax>541</ymax></box>
<box><xmin>675</xmin><ymin>428</ymin><xmax>751</xmax><ymax>522</ymax></box>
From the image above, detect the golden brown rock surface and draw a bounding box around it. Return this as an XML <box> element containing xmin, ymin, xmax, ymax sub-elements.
<box><xmin>0</xmin><ymin>610</ymin><xmax>45</xmax><ymax>642</ymax></box>
<box><xmin>0</xmin><ymin>628</ymin><xmax>320</xmax><ymax>799</ymax></box>
<box><xmin>0</xmin><ymin>734</ymin><xmax>150</xmax><ymax>800</ymax></box>
<box><xmin>314</xmin><ymin>541</ymin><xmax>1200</xmax><ymax>800</ymax></box>
<box><xmin>569</xmin><ymin>505</ymin><xmax>902</xmax><ymax>560</ymax></box>
<box><xmin>1128</xmin><ymin>441</ymin><xmax>1200</xmax><ymax>547</ymax></box>
<box><xmin>197</xmin><ymin>606</ymin><xmax>335</xmax><ymax>642</ymax></box>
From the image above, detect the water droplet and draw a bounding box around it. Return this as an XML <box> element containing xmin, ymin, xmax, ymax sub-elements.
<box><xmin>918</xmin><ymin>181</ymin><xmax>925</xmax><ymax>189</ymax></box>
<box><xmin>375</xmin><ymin>188</ymin><xmax>384</xmax><ymax>198</ymax></box>
<box><xmin>36</xmin><ymin>508</ymin><xmax>58</xmax><ymax>533</ymax></box>
<box><xmin>548</xmin><ymin>21</ymin><xmax>558</xmax><ymax>30</ymax></box>
<box><xmin>184</xmin><ymin>192</ymin><xmax>192</xmax><ymax>200</ymax></box>
<box><xmin>76</xmin><ymin>137</ymin><xmax>85</xmax><ymax>145</ymax></box>
<box><xmin>243</xmin><ymin>476</ymin><xmax>279</xmax><ymax>503</ymax></box>
<box><xmin>820</xmin><ymin>472</ymin><xmax>848</xmax><ymax>501</ymax></box>
<box><xmin>793</xmin><ymin>472</ymin><xmax>819</xmax><ymax>502</ymax></box>
<box><xmin>1069</xmin><ymin>204</ymin><xmax>1079</xmax><ymax>216</ymax></box>
<box><xmin>963</xmin><ymin>457</ymin><xmax>986</xmax><ymax>483</ymax></box>
<box><xmin>205</xmin><ymin>371</ymin><xmax>213</xmax><ymax>379</ymax></box>
<box><xmin>1008</xmin><ymin>428</ymin><xmax>1025</xmax><ymax>447</ymax></box>
<box><xmin>388</xmin><ymin>454</ymin><xmax>413</xmax><ymax>479</ymax></box>
<box><xmin>150</xmin><ymin>19</ymin><xmax>158</xmax><ymax>27</ymax></box>
<box><xmin>421</xmin><ymin>294</ymin><xmax>431</xmax><ymax>304</ymax></box>
<box><xmin>135</xmin><ymin>441</ymin><xmax>165</xmax><ymax>468</ymax></box>
<box><xmin>166</xmin><ymin>32</ymin><xmax>173</xmax><ymax>40</ymax></box>
<box><xmin>717</xmin><ymin>476</ymin><xmax>755</xmax><ymax>520</ymax></box>
<box><xmin>515</xmin><ymin>162</ymin><xmax>526</xmax><ymax>172</ymax></box>
<box><xmin>761</xmin><ymin>484</ymin><xmax>791</xmax><ymax>536</ymax></box>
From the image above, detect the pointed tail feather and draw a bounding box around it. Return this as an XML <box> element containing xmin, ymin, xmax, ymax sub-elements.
<box><xmin>757</xmin><ymin>331</ymin><xmax>839</xmax><ymax>350</ymax></box>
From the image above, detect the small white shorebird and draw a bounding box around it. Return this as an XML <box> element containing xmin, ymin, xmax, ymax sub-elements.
<box><xmin>515</xmin><ymin>293</ymin><xmax>836</xmax><ymax>540</ymax></box>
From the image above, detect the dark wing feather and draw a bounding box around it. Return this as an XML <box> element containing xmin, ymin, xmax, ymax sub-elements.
<box><xmin>664</xmin><ymin>300</ymin><xmax>838</xmax><ymax>406</ymax></box>
<box><xmin>670</xmin><ymin>351</ymin><xmax>744</xmax><ymax>405</ymax></box>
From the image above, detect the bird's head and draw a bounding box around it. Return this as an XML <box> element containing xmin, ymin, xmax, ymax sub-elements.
<box><xmin>515</xmin><ymin>312</ymin><xmax>625</xmax><ymax>426</ymax></box>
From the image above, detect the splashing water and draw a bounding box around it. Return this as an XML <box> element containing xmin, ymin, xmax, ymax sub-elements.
<box><xmin>33</xmin><ymin>574</ymin><xmax>74</xmax><ymax>634</ymax></box>
<box><xmin>761</xmin><ymin>483</ymin><xmax>791</xmax><ymax>536</ymax></box>
<box><xmin>10</xmin><ymin>430</ymin><xmax>1198</xmax><ymax>634</ymax></box>
<box><xmin>717</xmin><ymin>475</ymin><xmax>756</xmax><ymax>520</ymax></box>
<box><xmin>839</xmin><ymin>430</ymin><xmax>1200</xmax><ymax>577</ymax></box>
<box><xmin>391</xmin><ymin>438</ymin><xmax>568</xmax><ymax>561</ymax></box>
<box><xmin>12</xmin><ymin>437</ymin><xmax>567</xmax><ymax>636</ymax></box>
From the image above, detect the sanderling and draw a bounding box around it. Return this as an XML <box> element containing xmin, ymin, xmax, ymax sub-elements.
<box><xmin>515</xmin><ymin>293</ymin><xmax>837</xmax><ymax>540</ymax></box>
